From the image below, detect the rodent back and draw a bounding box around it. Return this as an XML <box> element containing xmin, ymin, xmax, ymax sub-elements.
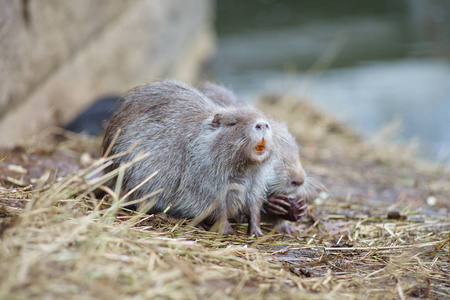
<box><xmin>198</xmin><ymin>82</ymin><xmax>244</xmax><ymax>108</ymax></box>
<box><xmin>102</xmin><ymin>81</ymin><xmax>220</xmax><ymax>206</ymax></box>
<box><xmin>103</xmin><ymin>81</ymin><xmax>216</xmax><ymax>154</ymax></box>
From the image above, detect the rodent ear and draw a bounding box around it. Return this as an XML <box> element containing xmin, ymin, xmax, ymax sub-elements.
<box><xmin>210</xmin><ymin>113</ymin><xmax>222</xmax><ymax>127</ymax></box>
<box><xmin>225</xmin><ymin>116</ymin><xmax>237</xmax><ymax>126</ymax></box>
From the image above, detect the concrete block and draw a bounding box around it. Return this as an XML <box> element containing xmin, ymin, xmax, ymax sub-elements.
<box><xmin>0</xmin><ymin>0</ymin><xmax>214</xmax><ymax>146</ymax></box>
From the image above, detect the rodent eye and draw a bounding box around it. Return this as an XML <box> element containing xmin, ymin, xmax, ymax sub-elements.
<box><xmin>226</xmin><ymin>121</ymin><xmax>237</xmax><ymax>127</ymax></box>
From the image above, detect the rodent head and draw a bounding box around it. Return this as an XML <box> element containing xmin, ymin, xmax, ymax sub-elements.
<box><xmin>267</xmin><ymin>123</ymin><xmax>307</xmax><ymax>199</ymax></box>
<box><xmin>273</xmin><ymin>144</ymin><xmax>306</xmax><ymax>198</ymax></box>
<box><xmin>208</xmin><ymin>107</ymin><xmax>273</xmax><ymax>167</ymax></box>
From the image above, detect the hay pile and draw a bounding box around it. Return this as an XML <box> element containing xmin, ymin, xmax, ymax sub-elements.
<box><xmin>0</xmin><ymin>95</ymin><xmax>449</xmax><ymax>299</ymax></box>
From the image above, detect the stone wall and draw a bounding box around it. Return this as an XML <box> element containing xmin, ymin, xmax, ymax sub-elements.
<box><xmin>0</xmin><ymin>0</ymin><xmax>214</xmax><ymax>146</ymax></box>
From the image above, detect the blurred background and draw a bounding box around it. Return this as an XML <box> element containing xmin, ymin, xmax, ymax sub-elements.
<box><xmin>0</xmin><ymin>0</ymin><xmax>449</xmax><ymax>162</ymax></box>
<box><xmin>209</xmin><ymin>0</ymin><xmax>450</xmax><ymax>162</ymax></box>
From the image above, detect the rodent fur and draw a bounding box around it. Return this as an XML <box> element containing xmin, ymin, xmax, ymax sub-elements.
<box><xmin>103</xmin><ymin>80</ymin><xmax>274</xmax><ymax>236</ymax></box>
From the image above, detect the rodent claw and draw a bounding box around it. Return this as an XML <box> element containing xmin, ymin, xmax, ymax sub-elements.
<box><xmin>274</xmin><ymin>194</ymin><xmax>290</xmax><ymax>201</ymax></box>
<box><xmin>268</xmin><ymin>196</ymin><xmax>291</xmax><ymax>207</ymax></box>
<box><xmin>265</xmin><ymin>203</ymin><xmax>289</xmax><ymax>215</ymax></box>
<box><xmin>267</xmin><ymin>196</ymin><xmax>308</xmax><ymax>222</ymax></box>
<box><xmin>247</xmin><ymin>221</ymin><xmax>264</xmax><ymax>237</ymax></box>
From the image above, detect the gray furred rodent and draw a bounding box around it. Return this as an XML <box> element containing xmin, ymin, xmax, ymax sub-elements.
<box><xmin>198</xmin><ymin>82</ymin><xmax>311</xmax><ymax>234</ymax></box>
<box><xmin>103</xmin><ymin>80</ymin><xmax>274</xmax><ymax>236</ymax></box>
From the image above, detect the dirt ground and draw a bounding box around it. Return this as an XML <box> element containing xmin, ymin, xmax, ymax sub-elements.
<box><xmin>0</xmin><ymin>95</ymin><xmax>449</xmax><ymax>299</ymax></box>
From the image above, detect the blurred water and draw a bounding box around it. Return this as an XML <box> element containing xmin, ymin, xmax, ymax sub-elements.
<box><xmin>211</xmin><ymin>0</ymin><xmax>450</xmax><ymax>162</ymax></box>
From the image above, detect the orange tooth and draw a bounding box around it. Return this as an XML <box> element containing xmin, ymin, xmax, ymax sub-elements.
<box><xmin>255</xmin><ymin>138</ymin><xmax>265</xmax><ymax>151</ymax></box>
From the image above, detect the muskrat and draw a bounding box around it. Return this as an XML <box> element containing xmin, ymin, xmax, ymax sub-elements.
<box><xmin>198</xmin><ymin>82</ymin><xmax>313</xmax><ymax>234</ymax></box>
<box><xmin>102</xmin><ymin>80</ymin><xmax>274</xmax><ymax>236</ymax></box>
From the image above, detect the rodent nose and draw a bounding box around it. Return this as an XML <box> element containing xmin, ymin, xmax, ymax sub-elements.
<box><xmin>254</xmin><ymin>121</ymin><xmax>270</xmax><ymax>131</ymax></box>
<box><xmin>291</xmin><ymin>177</ymin><xmax>304</xmax><ymax>187</ymax></box>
